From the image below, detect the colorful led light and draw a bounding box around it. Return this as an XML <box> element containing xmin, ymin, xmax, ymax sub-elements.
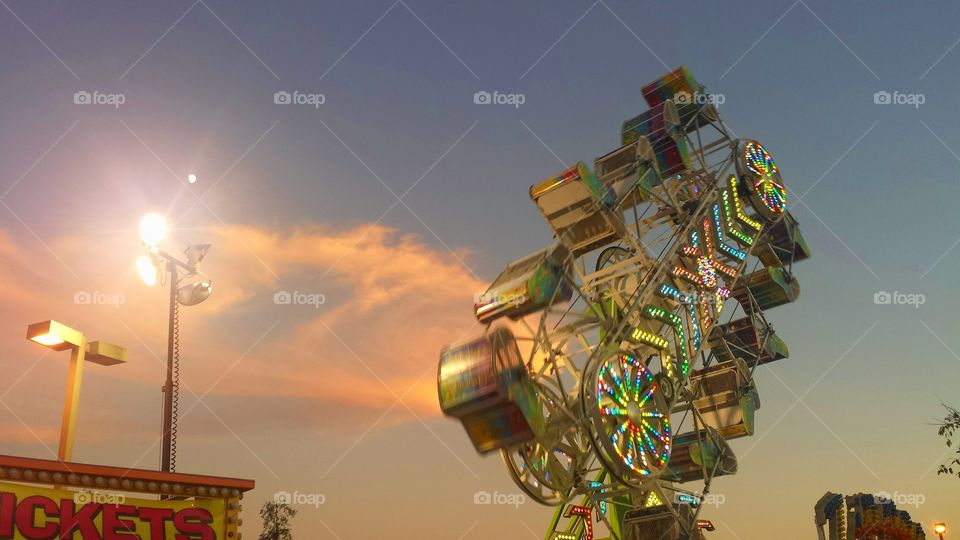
<box><xmin>721</xmin><ymin>190</ymin><xmax>756</xmax><ymax>246</ymax></box>
<box><xmin>657</xmin><ymin>284</ymin><xmax>701</xmax><ymax>350</ymax></box>
<box><xmin>554</xmin><ymin>505</ymin><xmax>594</xmax><ymax>540</ymax></box>
<box><xmin>645</xmin><ymin>305</ymin><xmax>688</xmax><ymax>376</ymax></box>
<box><xmin>697</xmin><ymin>255</ymin><xmax>718</xmax><ymax>288</ymax></box>
<box><xmin>631</xmin><ymin>327</ymin><xmax>670</xmax><ymax>350</ymax></box>
<box><xmin>596</xmin><ymin>355</ymin><xmax>671</xmax><ymax>477</ymax></box>
<box><xmin>568</xmin><ymin>506</ymin><xmax>592</xmax><ymax>540</ymax></box>
<box><xmin>589</xmin><ymin>482</ymin><xmax>607</xmax><ymax>516</ymax></box>
<box><xmin>702</xmin><ymin>218</ymin><xmax>737</xmax><ymax>279</ymax></box>
<box><xmin>644</xmin><ymin>491</ymin><xmax>664</xmax><ymax>508</ymax></box>
<box><xmin>658</xmin><ymin>284</ymin><xmax>680</xmax><ymax>298</ymax></box>
<box><xmin>671</xmin><ymin>217</ymin><xmax>737</xmax><ymax>334</ymax></box>
<box><xmin>727</xmin><ymin>176</ymin><xmax>762</xmax><ymax>232</ymax></box>
<box><xmin>743</xmin><ymin>141</ymin><xmax>786</xmax><ymax>216</ymax></box>
<box><xmin>712</xmin><ymin>204</ymin><xmax>746</xmax><ymax>260</ymax></box>
<box><xmin>630</xmin><ymin>325</ymin><xmax>674</xmax><ymax>379</ymax></box>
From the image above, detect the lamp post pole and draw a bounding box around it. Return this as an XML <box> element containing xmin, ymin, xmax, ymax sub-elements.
<box><xmin>137</xmin><ymin>213</ymin><xmax>212</xmax><ymax>474</ymax></box>
<box><xmin>58</xmin><ymin>335</ymin><xmax>87</xmax><ymax>462</ymax></box>
<box><xmin>27</xmin><ymin>320</ymin><xmax>127</xmax><ymax>464</ymax></box>
<box><xmin>161</xmin><ymin>259</ymin><xmax>177</xmax><ymax>473</ymax></box>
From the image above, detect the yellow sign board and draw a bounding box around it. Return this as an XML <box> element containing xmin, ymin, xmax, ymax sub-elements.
<box><xmin>0</xmin><ymin>480</ymin><xmax>226</xmax><ymax>539</ymax></box>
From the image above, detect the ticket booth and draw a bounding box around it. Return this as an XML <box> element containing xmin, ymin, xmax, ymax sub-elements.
<box><xmin>0</xmin><ymin>454</ymin><xmax>253</xmax><ymax>539</ymax></box>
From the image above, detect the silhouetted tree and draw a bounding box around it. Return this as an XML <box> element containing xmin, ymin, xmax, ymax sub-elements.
<box><xmin>259</xmin><ymin>500</ymin><xmax>297</xmax><ymax>540</ymax></box>
<box><xmin>937</xmin><ymin>404</ymin><xmax>960</xmax><ymax>478</ymax></box>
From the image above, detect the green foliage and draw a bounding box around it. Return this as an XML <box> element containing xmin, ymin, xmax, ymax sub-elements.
<box><xmin>259</xmin><ymin>501</ymin><xmax>297</xmax><ymax>540</ymax></box>
<box><xmin>938</xmin><ymin>404</ymin><xmax>960</xmax><ymax>479</ymax></box>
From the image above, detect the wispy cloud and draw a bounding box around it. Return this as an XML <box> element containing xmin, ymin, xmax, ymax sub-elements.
<box><xmin>0</xmin><ymin>222</ymin><xmax>485</xmax><ymax>444</ymax></box>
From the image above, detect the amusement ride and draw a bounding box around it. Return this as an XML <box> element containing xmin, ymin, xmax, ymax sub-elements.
<box><xmin>437</xmin><ymin>66</ymin><xmax>811</xmax><ymax>539</ymax></box>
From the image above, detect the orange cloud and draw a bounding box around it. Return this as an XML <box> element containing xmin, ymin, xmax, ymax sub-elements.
<box><xmin>0</xmin><ymin>222</ymin><xmax>488</xmax><ymax>441</ymax></box>
<box><xmin>197</xmin><ymin>223</ymin><xmax>487</xmax><ymax>417</ymax></box>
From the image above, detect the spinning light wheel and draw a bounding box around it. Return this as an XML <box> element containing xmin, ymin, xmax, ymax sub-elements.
<box><xmin>503</xmin><ymin>385</ymin><xmax>589</xmax><ymax>505</ymax></box>
<box><xmin>738</xmin><ymin>139</ymin><xmax>786</xmax><ymax>220</ymax></box>
<box><xmin>583</xmin><ymin>352</ymin><xmax>671</xmax><ymax>486</ymax></box>
<box><xmin>438</xmin><ymin>66</ymin><xmax>812</xmax><ymax>540</ymax></box>
<box><xmin>503</xmin><ymin>443</ymin><xmax>574</xmax><ymax>505</ymax></box>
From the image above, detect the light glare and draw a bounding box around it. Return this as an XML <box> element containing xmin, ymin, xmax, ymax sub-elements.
<box><xmin>31</xmin><ymin>334</ymin><xmax>65</xmax><ymax>346</ymax></box>
<box><xmin>139</xmin><ymin>213</ymin><xmax>168</xmax><ymax>246</ymax></box>
<box><xmin>136</xmin><ymin>255</ymin><xmax>158</xmax><ymax>286</ymax></box>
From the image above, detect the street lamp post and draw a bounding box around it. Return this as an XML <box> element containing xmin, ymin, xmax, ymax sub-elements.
<box><xmin>26</xmin><ymin>320</ymin><xmax>127</xmax><ymax>462</ymax></box>
<box><xmin>934</xmin><ymin>523</ymin><xmax>947</xmax><ymax>540</ymax></box>
<box><xmin>163</xmin><ymin>256</ymin><xmax>176</xmax><ymax>475</ymax></box>
<box><xmin>137</xmin><ymin>213</ymin><xmax>212</xmax><ymax>473</ymax></box>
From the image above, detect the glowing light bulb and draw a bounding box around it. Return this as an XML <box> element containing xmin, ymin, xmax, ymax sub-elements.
<box><xmin>31</xmin><ymin>334</ymin><xmax>65</xmax><ymax>346</ymax></box>
<box><xmin>139</xmin><ymin>213</ymin><xmax>167</xmax><ymax>247</ymax></box>
<box><xmin>136</xmin><ymin>255</ymin><xmax>158</xmax><ymax>286</ymax></box>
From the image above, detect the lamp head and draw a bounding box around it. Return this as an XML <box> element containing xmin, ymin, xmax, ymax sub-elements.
<box><xmin>26</xmin><ymin>320</ymin><xmax>84</xmax><ymax>351</ymax></box>
<box><xmin>86</xmin><ymin>341</ymin><xmax>128</xmax><ymax>366</ymax></box>
<box><xmin>184</xmin><ymin>243</ymin><xmax>211</xmax><ymax>271</ymax></box>
<box><xmin>139</xmin><ymin>213</ymin><xmax>168</xmax><ymax>247</ymax></box>
<box><xmin>935</xmin><ymin>523</ymin><xmax>947</xmax><ymax>535</ymax></box>
<box><xmin>177</xmin><ymin>280</ymin><xmax>213</xmax><ymax>306</ymax></box>
<box><xmin>136</xmin><ymin>255</ymin><xmax>158</xmax><ymax>286</ymax></box>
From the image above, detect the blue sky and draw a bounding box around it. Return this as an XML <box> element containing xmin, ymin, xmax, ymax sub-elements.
<box><xmin>0</xmin><ymin>0</ymin><xmax>959</xmax><ymax>538</ymax></box>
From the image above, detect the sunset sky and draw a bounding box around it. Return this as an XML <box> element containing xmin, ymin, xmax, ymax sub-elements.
<box><xmin>1</xmin><ymin>1</ymin><xmax>959</xmax><ymax>538</ymax></box>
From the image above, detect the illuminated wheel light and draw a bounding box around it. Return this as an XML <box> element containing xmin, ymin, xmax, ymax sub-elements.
<box><xmin>595</xmin><ymin>355</ymin><xmax>671</xmax><ymax>478</ymax></box>
<box><xmin>739</xmin><ymin>140</ymin><xmax>786</xmax><ymax>220</ymax></box>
